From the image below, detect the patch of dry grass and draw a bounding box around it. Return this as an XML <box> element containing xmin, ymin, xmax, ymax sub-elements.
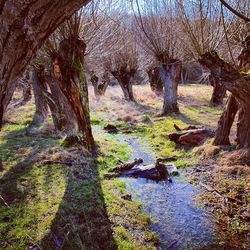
<box><xmin>215</xmin><ymin>149</ymin><xmax>250</xmax><ymax>177</ymax></box>
<box><xmin>220</xmin><ymin>149</ymin><xmax>250</xmax><ymax>167</ymax></box>
<box><xmin>192</xmin><ymin>145</ymin><xmax>221</xmax><ymax>158</ymax></box>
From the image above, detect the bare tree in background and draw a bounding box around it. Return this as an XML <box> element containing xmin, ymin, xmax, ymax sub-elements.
<box><xmin>85</xmin><ymin>2</ymin><xmax>138</xmax><ymax>101</ymax></box>
<box><xmin>12</xmin><ymin>70</ymin><xmax>32</xmax><ymax>108</ymax></box>
<box><xmin>104</xmin><ymin>21</ymin><xmax>139</xmax><ymax>101</ymax></box>
<box><xmin>133</xmin><ymin>0</ymin><xmax>182</xmax><ymax>115</ymax></box>
<box><xmin>108</xmin><ymin>49</ymin><xmax>138</xmax><ymax>101</ymax></box>
<box><xmin>176</xmin><ymin>0</ymin><xmax>238</xmax><ymax>106</ymax></box>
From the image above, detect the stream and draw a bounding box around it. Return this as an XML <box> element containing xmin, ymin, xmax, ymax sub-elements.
<box><xmin>115</xmin><ymin>134</ymin><xmax>219</xmax><ymax>250</ymax></box>
<box><xmin>95</xmin><ymin>126</ymin><xmax>246</xmax><ymax>249</ymax></box>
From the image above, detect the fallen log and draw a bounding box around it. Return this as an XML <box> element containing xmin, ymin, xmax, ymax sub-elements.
<box><xmin>108</xmin><ymin>158</ymin><xmax>143</xmax><ymax>173</ymax></box>
<box><xmin>120</xmin><ymin>161</ymin><xmax>177</xmax><ymax>181</ymax></box>
<box><xmin>104</xmin><ymin>124</ymin><xmax>118</xmax><ymax>133</ymax></box>
<box><xmin>169</xmin><ymin>127</ymin><xmax>214</xmax><ymax>145</ymax></box>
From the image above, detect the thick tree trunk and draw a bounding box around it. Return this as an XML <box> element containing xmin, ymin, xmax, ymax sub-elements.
<box><xmin>199</xmin><ymin>51</ymin><xmax>250</xmax><ymax>148</ymax></box>
<box><xmin>147</xmin><ymin>67</ymin><xmax>163</xmax><ymax>95</ymax></box>
<box><xmin>159</xmin><ymin>65</ymin><xmax>180</xmax><ymax>115</ymax></box>
<box><xmin>213</xmin><ymin>94</ymin><xmax>238</xmax><ymax>145</ymax></box>
<box><xmin>0</xmin><ymin>80</ymin><xmax>17</xmax><ymax>129</ymax></box>
<box><xmin>0</xmin><ymin>0</ymin><xmax>91</xmax><ymax>130</ymax></box>
<box><xmin>119</xmin><ymin>82</ymin><xmax>134</xmax><ymax>101</ymax></box>
<box><xmin>97</xmin><ymin>81</ymin><xmax>109</xmax><ymax>96</ymax></box>
<box><xmin>236</xmin><ymin>106</ymin><xmax>250</xmax><ymax>148</ymax></box>
<box><xmin>30</xmin><ymin>69</ymin><xmax>49</xmax><ymax>128</ymax></box>
<box><xmin>209</xmin><ymin>74</ymin><xmax>226</xmax><ymax>106</ymax></box>
<box><xmin>111</xmin><ymin>70</ymin><xmax>135</xmax><ymax>101</ymax></box>
<box><xmin>90</xmin><ymin>74</ymin><xmax>99</xmax><ymax>98</ymax></box>
<box><xmin>22</xmin><ymin>82</ymin><xmax>32</xmax><ymax>104</ymax></box>
<box><xmin>97</xmin><ymin>73</ymin><xmax>109</xmax><ymax>96</ymax></box>
<box><xmin>47</xmin><ymin>76</ymin><xmax>78</xmax><ymax>132</ymax></box>
<box><xmin>53</xmin><ymin>39</ymin><xmax>95</xmax><ymax>151</ymax></box>
<box><xmin>13</xmin><ymin>69</ymin><xmax>32</xmax><ymax>107</ymax></box>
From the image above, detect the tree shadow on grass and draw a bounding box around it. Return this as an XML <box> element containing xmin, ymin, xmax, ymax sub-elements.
<box><xmin>0</xmin><ymin>127</ymin><xmax>117</xmax><ymax>250</ymax></box>
<box><xmin>39</xmin><ymin>161</ymin><xmax>117</xmax><ymax>250</ymax></box>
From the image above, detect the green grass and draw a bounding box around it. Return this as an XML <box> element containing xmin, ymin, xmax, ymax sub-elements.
<box><xmin>0</xmin><ymin>116</ymin><xmax>157</xmax><ymax>249</ymax></box>
<box><xmin>94</xmin><ymin>129</ymin><xmax>157</xmax><ymax>249</ymax></box>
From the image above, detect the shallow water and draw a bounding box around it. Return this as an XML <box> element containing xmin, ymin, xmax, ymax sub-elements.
<box><xmin>115</xmin><ymin>134</ymin><xmax>219</xmax><ymax>249</ymax></box>
<box><xmin>93</xmin><ymin>125</ymin><xmax>248</xmax><ymax>249</ymax></box>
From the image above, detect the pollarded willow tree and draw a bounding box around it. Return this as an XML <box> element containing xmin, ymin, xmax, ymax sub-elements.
<box><xmin>133</xmin><ymin>0</ymin><xmax>182</xmax><ymax>115</ymax></box>
<box><xmin>104</xmin><ymin>22</ymin><xmax>139</xmax><ymax>101</ymax></box>
<box><xmin>176</xmin><ymin>0</ymin><xmax>238</xmax><ymax>106</ymax></box>
<box><xmin>199</xmin><ymin>0</ymin><xmax>250</xmax><ymax>148</ymax></box>
<box><xmin>32</xmin><ymin>9</ymin><xmax>100</xmax><ymax>150</ymax></box>
<box><xmin>0</xmin><ymin>0</ymin><xmax>92</xmax><ymax>130</ymax></box>
<box><xmin>107</xmin><ymin>47</ymin><xmax>139</xmax><ymax>101</ymax></box>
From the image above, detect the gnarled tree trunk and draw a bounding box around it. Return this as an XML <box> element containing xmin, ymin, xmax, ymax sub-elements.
<box><xmin>147</xmin><ymin>66</ymin><xmax>163</xmax><ymax>95</ymax></box>
<box><xmin>199</xmin><ymin>50</ymin><xmax>250</xmax><ymax>148</ymax></box>
<box><xmin>90</xmin><ymin>73</ymin><xmax>99</xmax><ymax>98</ymax></box>
<box><xmin>111</xmin><ymin>69</ymin><xmax>135</xmax><ymax>101</ymax></box>
<box><xmin>21</xmin><ymin>82</ymin><xmax>32</xmax><ymax>105</ymax></box>
<box><xmin>0</xmin><ymin>0</ymin><xmax>91</xmax><ymax>130</ymax></box>
<box><xmin>213</xmin><ymin>94</ymin><xmax>238</xmax><ymax>145</ymax></box>
<box><xmin>30</xmin><ymin>69</ymin><xmax>49</xmax><ymax>128</ymax></box>
<box><xmin>209</xmin><ymin>74</ymin><xmax>226</xmax><ymax>106</ymax></box>
<box><xmin>53</xmin><ymin>38</ymin><xmax>95</xmax><ymax>150</ymax></box>
<box><xmin>97</xmin><ymin>72</ymin><xmax>109</xmax><ymax>96</ymax></box>
<box><xmin>47</xmin><ymin>75</ymin><xmax>78</xmax><ymax>132</ymax></box>
<box><xmin>13</xmin><ymin>69</ymin><xmax>32</xmax><ymax>107</ymax></box>
<box><xmin>159</xmin><ymin>62</ymin><xmax>181</xmax><ymax>115</ymax></box>
<box><xmin>30</xmin><ymin>66</ymin><xmax>78</xmax><ymax>133</ymax></box>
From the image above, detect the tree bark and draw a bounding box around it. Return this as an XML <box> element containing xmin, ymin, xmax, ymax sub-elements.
<box><xmin>30</xmin><ymin>69</ymin><xmax>49</xmax><ymax>128</ymax></box>
<box><xmin>22</xmin><ymin>82</ymin><xmax>32</xmax><ymax>104</ymax></box>
<box><xmin>111</xmin><ymin>70</ymin><xmax>135</xmax><ymax>101</ymax></box>
<box><xmin>213</xmin><ymin>94</ymin><xmax>238</xmax><ymax>145</ymax></box>
<box><xmin>159</xmin><ymin>63</ymin><xmax>180</xmax><ymax>115</ymax></box>
<box><xmin>120</xmin><ymin>81</ymin><xmax>134</xmax><ymax>101</ymax></box>
<box><xmin>53</xmin><ymin>39</ymin><xmax>95</xmax><ymax>151</ymax></box>
<box><xmin>209</xmin><ymin>74</ymin><xmax>226</xmax><ymax>106</ymax></box>
<box><xmin>0</xmin><ymin>0</ymin><xmax>91</xmax><ymax>130</ymax></box>
<box><xmin>47</xmin><ymin>75</ymin><xmax>78</xmax><ymax>132</ymax></box>
<box><xmin>199</xmin><ymin>51</ymin><xmax>250</xmax><ymax>148</ymax></box>
<box><xmin>12</xmin><ymin>69</ymin><xmax>32</xmax><ymax>107</ymax></box>
<box><xmin>90</xmin><ymin>73</ymin><xmax>99</xmax><ymax>98</ymax></box>
<box><xmin>97</xmin><ymin>72</ymin><xmax>109</xmax><ymax>96</ymax></box>
<box><xmin>147</xmin><ymin>66</ymin><xmax>163</xmax><ymax>95</ymax></box>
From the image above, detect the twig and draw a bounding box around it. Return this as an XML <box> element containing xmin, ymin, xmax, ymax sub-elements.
<box><xmin>0</xmin><ymin>195</ymin><xmax>10</xmax><ymax>208</ymax></box>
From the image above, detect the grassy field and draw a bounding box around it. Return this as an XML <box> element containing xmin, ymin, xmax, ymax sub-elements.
<box><xmin>0</xmin><ymin>88</ymin><xmax>158</xmax><ymax>249</ymax></box>
<box><xmin>90</xmin><ymin>84</ymin><xmax>224</xmax><ymax>167</ymax></box>
<box><xmin>0</xmin><ymin>84</ymin><xmax>248</xmax><ymax>249</ymax></box>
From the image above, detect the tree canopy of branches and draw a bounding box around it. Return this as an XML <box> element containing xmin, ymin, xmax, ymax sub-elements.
<box><xmin>133</xmin><ymin>0</ymin><xmax>182</xmax><ymax>114</ymax></box>
<box><xmin>106</xmin><ymin>26</ymin><xmax>139</xmax><ymax>101</ymax></box>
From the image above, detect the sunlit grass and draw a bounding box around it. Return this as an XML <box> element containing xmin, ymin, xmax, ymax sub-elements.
<box><xmin>1</xmin><ymin>99</ymin><xmax>157</xmax><ymax>249</ymax></box>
